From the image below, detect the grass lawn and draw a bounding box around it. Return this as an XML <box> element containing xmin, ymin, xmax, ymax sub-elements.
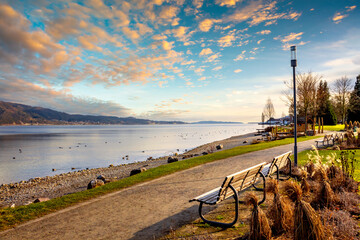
<box><xmin>323</xmin><ymin>124</ymin><xmax>345</xmax><ymax>131</ymax></box>
<box><xmin>0</xmin><ymin>135</ymin><xmax>320</xmax><ymax>231</ymax></box>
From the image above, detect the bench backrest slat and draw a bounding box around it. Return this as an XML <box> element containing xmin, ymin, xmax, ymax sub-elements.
<box><xmin>268</xmin><ymin>151</ymin><xmax>292</xmax><ymax>176</ymax></box>
<box><xmin>217</xmin><ymin>162</ymin><xmax>266</xmax><ymax>201</ymax></box>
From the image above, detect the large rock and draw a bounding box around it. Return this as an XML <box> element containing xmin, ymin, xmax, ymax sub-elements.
<box><xmin>167</xmin><ymin>157</ymin><xmax>178</xmax><ymax>163</ymax></box>
<box><xmin>97</xmin><ymin>175</ymin><xmax>111</xmax><ymax>183</ymax></box>
<box><xmin>34</xmin><ymin>197</ymin><xmax>50</xmax><ymax>203</ymax></box>
<box><xmin>216</xmin><ymin>144</ymin><xmax>223</xmax><ymax>150</ymax></box>
<box><xmin>130</xmin><ymin>167</ymin><xmax>147</xmax><ymax>176</ymax></box>
<box><xmin>87</xmin><ymin>179</ymin><xmax>105</xmax><ymax>189</ymax></box>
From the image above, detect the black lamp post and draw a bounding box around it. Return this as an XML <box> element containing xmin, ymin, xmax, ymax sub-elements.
<box><xmin>291</xmin><ymin>45</ymin><xmax>297</xmax><ymax>166</ymax></box>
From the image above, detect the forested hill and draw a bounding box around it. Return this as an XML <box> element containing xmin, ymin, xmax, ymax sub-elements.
<box><xmin>0</xmin><ymin>101</ymin><xmax>185</xmax><ymax>125</ymax></box>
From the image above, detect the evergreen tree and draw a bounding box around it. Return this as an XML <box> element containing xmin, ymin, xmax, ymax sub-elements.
<box><xmin>317</xmin><ymin>80</ymin><xmax>337</xmax><ymax>125</ymax></box>
<box><xmin>316</xmin><ymin>80</ymin><xmax>328</xmax><ymax>116</ymax></box>
<box><xmin>348</xmin><ymin>74</ymin><xmax>360</xmax><ymax>122</ymax></box>
<box><xmin>323</xmin><ymin>100</ymin><xmax>337</xmax><ymax>125</ymax></box>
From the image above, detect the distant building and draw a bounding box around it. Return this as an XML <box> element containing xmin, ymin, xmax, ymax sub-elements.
<box><xmin>261</xmin><ymin>116</ymin><xmax>291</xmax><ymax>125</ymax></box>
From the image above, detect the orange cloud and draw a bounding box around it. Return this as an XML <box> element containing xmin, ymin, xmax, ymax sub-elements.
<box><xmin>172</xmin><ymin>26</ymin><xmax>190</xmax><ymax>41</ymax></box>
<box><xmin>161</xmin><ymin>41</ymin><xmax>173</xmax><ymax>51</ymax></box>
<box><xmin>122</xmin><ymin>27</ymin><xmax>140</xmax><ymax>42</ymax></box>
<box><xmin>152</xmin><ymin>34</ymin><xmax>167</xmax><ymax>40</ymax></box>
<box><xmin>199</xmin><ymin>48</ymin><xmax>213</xmax><ymax>56</ymax></box>
<box><xmin>206</xmin><ymin>53</ymin><xmax>221</xmax><ymax>62</ymax></box>
<box><xmin>215</xmin><ymin>0</ymin><xmax>242</xmax><ymax>7</ymax></box>
<box><xmin>274</xmin><ymin>32</ymin><xmax>303</xmax><ymax>43</ymax></box>
<box><xmin>199</xmin><ymin>19</ymin><xmax>215</xmax><ymax>32</ymax></box>
<box><xmin>78</xmin><ymin>35</ymin><xmax>102</xmax><ymax>51</ymax></box>
<box><xmin>47</xmin><ymin>18</ymin><xmax>88</xmax><ymax>40</ymax></box>
<box><xmin>159</xmin><ymin>5</ymin><xmax>179</xmax><ymax>22</ymax></box>
<box><xmin>257</xmin><ymin>30</ymin><xmax>271</xmax><ymax>35</ymax></box>
<box><xmin>136</xmin><ymin>23</ymin><xmax>153</xmax><ymax>35</ymax></box>
<box><xmin>0</xmin><ymin>4</ymin><xmax>69</xmax><ymax>74</ymax></box>
<box><xmin>226</xmin><ymin>1</ymin><xmax>301</xmax><ymax>27</ymax></box>
<box><xmin>193</xmin><ymin>0</ymin><xmax>203</xmax><ymax>8</ymax></box>
<box><xmin>218</xmin><ymin>34</ymin><xmax>235</xmax><ymax>47</ymax></box>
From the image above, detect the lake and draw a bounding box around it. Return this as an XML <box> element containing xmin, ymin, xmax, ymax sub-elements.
<box><xmin>0</xmin><ymin>124</ymin><xmax>259</xmax><ymax>184</ymax></box>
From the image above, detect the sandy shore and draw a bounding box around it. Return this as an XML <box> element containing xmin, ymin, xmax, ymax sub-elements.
<box><xmin>0</xmin><ymin>132</ymin><xmax>261</xmax><ymax>208</ymax></box>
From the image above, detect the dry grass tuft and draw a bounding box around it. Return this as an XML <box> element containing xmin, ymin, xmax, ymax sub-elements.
<box><xmin>284</xmin><ymin>181</ymin><xmax>326</xmax><ymax>240</ymax></box>
<box><xmin>305</xmin><ymin>162</ymin><xmax>316</xmax><ymax>180</ymax></box>
<box><xmin>312</xmin><ymin>167</ymin><xmax>329</xmax><ymax>182</ymax></box>
<box><xmin>283</xmin><ymin>180</ymin><xmax>302</xmax><ymax>202</ymax></box>
<box><xmin>321</xmin><ymin>208</ymin><xmax>359</xmax><ymax>239</ymax></box>
<box><xmin>265</xmin><ymin>179</ymin><xmax>293</xmax><ymax>235</ymax></box>
<box><xmin>265</xmin><ymin>178</ymin><xmax>279</xmax><ymax>195</ymax></box>
<box><xmin>337</xmin><ymin>191</ymin><xmax>360</xmax><ymax>215</ymax></box>
<box><xmin>317</xmin><ymin>181</ymin><xmax>335</xmax><ymax>209</ymax></box>
<box><xmin>245</xmin><ymin>192</ymin><xmax>272</xmax><ymax>240</ymax></box>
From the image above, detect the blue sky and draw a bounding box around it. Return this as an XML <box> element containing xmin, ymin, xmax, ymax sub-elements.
<box><xmin>0</xmin><ymin>0</ymin><xmax>359</xmax><ymax>122</ymax></box>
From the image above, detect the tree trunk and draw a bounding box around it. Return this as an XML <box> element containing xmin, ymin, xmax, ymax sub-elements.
<box><xmin>305</xmin><ymin>113</ymin><xmax>308</xmax><ymax>136</ymax></box>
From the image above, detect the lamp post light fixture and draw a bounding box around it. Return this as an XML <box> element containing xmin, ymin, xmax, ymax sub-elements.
<box><xmin>291</xmin><ymin>45</ymin><xmax>298</xmax><ymax>166</ymax></box>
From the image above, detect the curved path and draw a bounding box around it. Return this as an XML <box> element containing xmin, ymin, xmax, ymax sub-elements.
<box><xmin>0</xmin><ymin>138</ymin><xmax>321</xmax><ymax>240</ymax></box>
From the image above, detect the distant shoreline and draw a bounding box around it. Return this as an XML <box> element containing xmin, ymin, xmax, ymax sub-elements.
<box><xmin>0</xmin><ymin>122</ymin><xmax>250</xmax><ymax>126</ymax></box>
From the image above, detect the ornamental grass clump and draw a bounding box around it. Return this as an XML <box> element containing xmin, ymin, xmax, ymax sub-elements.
<box><xmin>300</xmin><ymin>169</ymin><xmax>310</xmax><ymax>196</ymax></box>
<box><xmin>284</xmin><ymin>180</ymin><xmax>326</xmax><ymax>240</ymax></box>
<box><xmin>313</xmin><ymin>168</ymin><xmax>335</xmax><ymax>209</ymax></box>
<box><xmin>245</xmin><ymin>192</ymin><xmax>271</xmax><ymax>240</ymax></box>
<box><xmin>265</xmin><ymin>179</ymin><xmax>293</xmax><ymax>235</ymax></box>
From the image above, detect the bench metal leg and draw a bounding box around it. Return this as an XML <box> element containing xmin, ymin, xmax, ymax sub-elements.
<box><xmin>255</xmin><ymin>172</ymin><xmax>266</xmax><ymax>205</ymax></box>
<box><xmin>198</xmin><ymin>185</ymin><xmax>239</xmax><ymax>228</ymax></box>
<box><xmin>274</xmin><ymin>162</ymin><xmax>292</xmax><ymax>181</ymax></box>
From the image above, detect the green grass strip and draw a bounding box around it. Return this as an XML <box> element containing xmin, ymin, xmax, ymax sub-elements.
<box><xmin>0</xmin><ymin>135</ymin><xmax>320</xmax><ymax>231</ymax></box>
<box><xmin>323</xmin><ymin>124</ymin><xmax>345</xmax><ymax>131</ymax></box>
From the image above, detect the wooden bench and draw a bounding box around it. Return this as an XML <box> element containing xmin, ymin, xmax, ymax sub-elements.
<box><xmin>261</xmin><ymin>151</ymin><xmax>292</xmax><ymax>181</ymax></box>
<box><xmin>334</xmin><ymin>133</ymin><xmax>344</xmax><ymax>144</ymax></box>
<box><xmin>189</xmin><ymin>162</ymin><xmax>267</xmax><ymax>228</ymax></box>
<box><xmin>315</xmin><ymin>134</ymin><xmax>334</xmax><ymax>148</ymax></box>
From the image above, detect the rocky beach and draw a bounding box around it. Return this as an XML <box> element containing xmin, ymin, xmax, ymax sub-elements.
<box><xmin>0</xmin><ymin>132</ymin><xmax>260</xmax><ymax>208</ymax></box>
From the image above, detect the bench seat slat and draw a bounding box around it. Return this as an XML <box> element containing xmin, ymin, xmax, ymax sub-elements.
<box><xmin>191</xmin><ymin>187</ymin><xmax>221</xmax><ymax>203</ymax></box>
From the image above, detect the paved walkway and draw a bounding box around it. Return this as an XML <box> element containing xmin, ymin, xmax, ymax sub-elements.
<box><xmin>0</xmin><ymin>138</ymin><xmax>321</xmax><ymax>240</ymax></box>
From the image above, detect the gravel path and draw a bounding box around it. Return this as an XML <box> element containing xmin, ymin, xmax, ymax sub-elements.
<box><xmin>0</xmin><ymin>137</ymin><xmax>321</xmax><ymax>240</ymax></box>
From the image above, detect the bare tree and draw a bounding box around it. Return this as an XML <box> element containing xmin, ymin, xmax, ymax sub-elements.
<box><xmin>263</xmin><ymin>97</ymin><xmax>275</xmax><ymax>124</ymax></box>
<box><xmin>332</xmin><ymin>76</ymin><xmax>353</xmax><ymax>123</ymax></box>
<box><xmin>283</xmin><ymin>72</ymin><xmax>321</xmax><ymax>132</ymax></box>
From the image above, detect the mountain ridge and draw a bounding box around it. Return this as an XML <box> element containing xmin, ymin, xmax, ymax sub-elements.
<box><xmin>0</xmin><ymin>101</ymin><xmax>185</xmax><ymax>125</ymax></box>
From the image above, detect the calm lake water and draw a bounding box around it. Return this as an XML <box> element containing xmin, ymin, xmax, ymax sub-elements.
<box><xmin>0</xmin><ymin>124</ymin><xmax>258</xmax><ymax>184</ymax></box>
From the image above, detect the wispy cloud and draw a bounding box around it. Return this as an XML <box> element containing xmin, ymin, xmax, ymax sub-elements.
<box><xmin>225</xmin><ymin>1</ymin><xmax>301</xmax><ymax>27</ymax></box>
<box><xmin>333</xmin><ymin>5</ymin><xmax>356</xmax><ymax>23</ymax></box>
<box><xmin>274</xmin><ymin>32</ymin><xmax>304</xmax><ymax>43</ymax></box>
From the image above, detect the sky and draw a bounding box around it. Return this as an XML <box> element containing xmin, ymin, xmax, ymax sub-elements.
<box><xmin>0</xmin><ymin>0</ymin><xmax>359</xmax><ymax>123</ymax></box>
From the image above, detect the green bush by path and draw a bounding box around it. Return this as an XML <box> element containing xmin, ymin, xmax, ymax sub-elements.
<box><xmin>0</xmin><ymin>135</ymin><xmax>319</xmax><ymax>231</ymax></box>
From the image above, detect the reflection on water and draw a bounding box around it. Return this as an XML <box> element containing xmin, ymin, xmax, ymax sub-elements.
<box><xmin>0</xmin><ymin>124</ymin><xmax>258</xmax><ymax>184</ymax></box>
